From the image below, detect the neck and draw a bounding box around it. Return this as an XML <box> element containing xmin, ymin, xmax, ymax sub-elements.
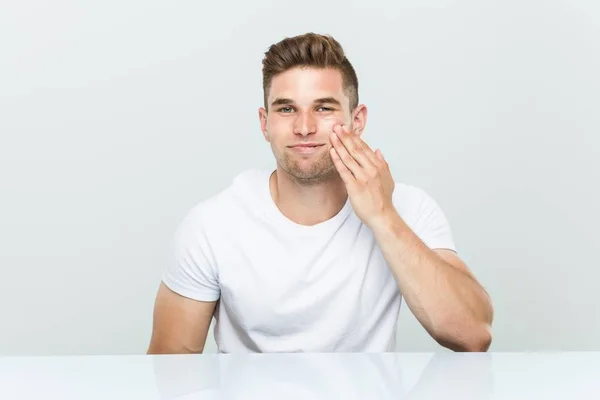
<box><xmin>269</xmin><ymin>167</ymin><xmax>348</xmax><ymax>226</ymax></box>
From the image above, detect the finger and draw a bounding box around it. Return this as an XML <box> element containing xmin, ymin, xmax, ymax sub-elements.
<box><xmin>330</xmin><ymin>130</ymin><xmax>364</xmax><ymax>179</ymax></box>
<box><xmin>359</xmin><ymin>138</ymin><xmax>381</xmax><ymax>167</ymax></box>
<box><xmin>342</xmin><ymin>125</ymin><xmax>383</xmax><ymax>167</ymax></box>
<box><xmin>337</xmin><ymin>124</ymin><xmax>384</xmax><ymax>173</ymax></box>
<box><xmin>345</xmin><ymin>125</ymin><xmax>381</xmax><ymax>167</ymax></box>
<box><xmin>330</xmin><ymin>148</ymin><xmax>355</xmax><ymax>186</ymax></box>
<box><xmin>332</xmin><ymin>124</ymin><xmax>374</xmax><ymax>169</ymax></box>
<box><xmin>375</xmin><ymin>150</ymin><xmax>390</xmax><ymax>169</ymax></box>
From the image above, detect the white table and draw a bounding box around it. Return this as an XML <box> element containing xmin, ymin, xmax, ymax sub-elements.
<box><xmin>1</xmin><ymin>352</ymin><xmax>599</xmax><ymax>399</ymax></box>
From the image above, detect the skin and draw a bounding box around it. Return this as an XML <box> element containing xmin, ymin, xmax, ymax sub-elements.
<box><xmin>259</xmin><ymin>67</ymin><xmax>367</xmax><ymax>227</ymax></box>
<box><xmin>147</xmin><ymin>66</ymin><xmax>494</xmax><ymax>354</ymax></box>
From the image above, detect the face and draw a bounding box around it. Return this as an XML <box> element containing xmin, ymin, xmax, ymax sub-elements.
<box><xmin>259</xmin><ymin>67</ymin><xmax>367</xmax><ymax>185</ymax></box>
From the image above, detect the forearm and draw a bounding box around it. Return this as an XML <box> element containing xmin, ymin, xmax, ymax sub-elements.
<box><xmin>370</xmin><ymin>211</ymin><xmax>493</xmax><ymax>352</ymax></box>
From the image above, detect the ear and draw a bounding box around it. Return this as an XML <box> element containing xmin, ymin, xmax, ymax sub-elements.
<box><xmin>258</xmin><ymin>107</ymin><xmax>270</xmax><ymax>142</ymax></box>
<box><xmin>351</xmin><ymin>104</ymin><xmax>368</xmax><ymax>136</ymax></box>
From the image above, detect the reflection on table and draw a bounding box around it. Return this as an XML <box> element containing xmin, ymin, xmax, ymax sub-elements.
<box><xmin>152</xmin><ymin>352</ymin><xmax>494</xmax><ymax>399</ymax></box>
<box><xmin>1</xmin><ymin>352</ymin><xmax>599</xmax><ymax>399</ymax></box>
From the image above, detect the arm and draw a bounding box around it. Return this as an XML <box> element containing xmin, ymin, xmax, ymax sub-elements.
<box><xmin>149</xmin><ymin>203</ymin><xmax>221</xmax><ymax>354</ymax></box>
<box><xmin>147</xmin><ymin>282</ymin><xmax>217</xmax><ymax>354</ymax></box>
<box><xmin>371</xmin><ymin>212</ymin><xmax>493</xmax><ymax>352</ymax></box>
<box><xmin>327</xmin><ymin>123</ymin><xmax>493</xmax><ymax>352</ymax></box>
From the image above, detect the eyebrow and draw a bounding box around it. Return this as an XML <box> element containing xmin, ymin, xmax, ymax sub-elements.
<box><xmin>270</xmin><ymin>97</ymin><xmax>342</xmax><ymax>108</ymax></box>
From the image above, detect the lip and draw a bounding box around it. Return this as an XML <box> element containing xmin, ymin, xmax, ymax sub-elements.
<box><xmin>289</xmin><ymin>143</ymin><xmax>325</xmax><ymax>148</ymax></box>
<box><xmin>288</xmin><ymin>143</ymin><xmax>326</xmax><ymax>153</ymax></box>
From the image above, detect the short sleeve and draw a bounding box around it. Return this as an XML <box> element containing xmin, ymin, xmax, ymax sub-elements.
<box><xmin>412</xmin><ymin>188</ymin><xmax>457</xmax><ymax>252</ymax></box>
<box><xmin>161</xmin><ymin>206</ymin><xmax>220</xmax><ymax>302</ymax></box>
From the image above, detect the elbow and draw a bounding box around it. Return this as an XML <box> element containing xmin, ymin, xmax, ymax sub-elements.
<box><xmin>434</xmin><ymin>322</ymin><xmax>493</xmax><ymax>353</ymax></box>
<box><xmin>147</xmin><ymin>340</ymin><xmax>204</xmax><ymax>355</ymax></box>
<box><xmin>462</xmin><ymin>324</ymin><xmax>492</xmax><ymax>352</ymax></box>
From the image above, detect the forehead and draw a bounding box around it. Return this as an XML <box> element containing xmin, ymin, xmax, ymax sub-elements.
<box><xmin>268</xmin><ymin>67</ymin><xmax>346</xmax><ymax>104</ymax></box>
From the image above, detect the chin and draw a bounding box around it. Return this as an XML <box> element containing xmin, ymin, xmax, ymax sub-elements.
<box><xmin>277</xmin><ymin>153</ymin><xmax>335</xmax><ymax>180</ymax></box>
<box><xmin>289</xmin><ymin>166</ymin><xmax>337</xmax><ymax>184</ymax></box>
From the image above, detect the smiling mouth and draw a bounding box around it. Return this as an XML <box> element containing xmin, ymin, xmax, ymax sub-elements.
<box><xmin>289</xmin><ymin>144</ymin><xmax>325</xmax><ymax>148</ymax></box>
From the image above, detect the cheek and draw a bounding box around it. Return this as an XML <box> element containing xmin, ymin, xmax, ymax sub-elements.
<box><xmin>320</xmin><ymin>116</ymin><xmax>345</xmax><ymax>134</ymax></box>
<box><xmin>267</xmin><ymin>118</ymin><xmax>291</xmax><ymax>138</ymax></box>
<box><xmin>266</xmin><ymin>115</ymin><xmax>281</xmax><ymax>131</ymax></box>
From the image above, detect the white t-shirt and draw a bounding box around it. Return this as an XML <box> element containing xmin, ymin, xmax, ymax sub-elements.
<box><xmin>162</xmin><ymin>169</ymin><xmax>456</xmax><ymax>353</ymax></box>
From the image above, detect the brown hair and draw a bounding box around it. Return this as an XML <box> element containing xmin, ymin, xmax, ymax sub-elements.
<box><xmin>262</xmin><ymin>33</ymin><xmax>359</xmax><ymax>112</ymax></box>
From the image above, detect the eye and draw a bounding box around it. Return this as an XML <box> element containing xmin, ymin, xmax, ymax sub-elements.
<box><xmin>278</xmin><ymin>107</ymin><xmax>294</xmax><ymax>113</ymax></box>
<box><xmin>317</xmin><ymin>107</ymin><xmax>333</xmax><ymax>112</ymax></box>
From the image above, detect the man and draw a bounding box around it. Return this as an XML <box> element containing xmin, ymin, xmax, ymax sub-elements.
<box><xmin>147</xmin><ymin>33</ymin><xmax>493</xmax><ymax>354</ymax></box>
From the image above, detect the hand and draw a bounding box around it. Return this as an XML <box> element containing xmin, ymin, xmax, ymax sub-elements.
<box><xmin>329</xmin><ymin>124</ymin><xmax>397</xmax><ymax>228</ymax></box>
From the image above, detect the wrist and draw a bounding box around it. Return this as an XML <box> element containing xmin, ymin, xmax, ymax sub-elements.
<box><xmin>367</xmin><ymin>207</ymin><xmax>406</xmax><ymax>236</ymax></box>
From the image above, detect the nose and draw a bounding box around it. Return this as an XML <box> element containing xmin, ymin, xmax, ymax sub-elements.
<box><xmin>292</xmin><ymin>112</ymin><xmax>317</xmax><ymax>137</ymax></box>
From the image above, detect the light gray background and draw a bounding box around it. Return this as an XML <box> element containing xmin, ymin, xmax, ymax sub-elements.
<box><xmin>1</xmin><ymin>0</ymin><xmax>598</xmax><ymax>355</ymax></box>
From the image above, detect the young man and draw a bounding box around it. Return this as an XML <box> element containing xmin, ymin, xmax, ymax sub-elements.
<box><xmin>147</xmin><ymin>33</ymin><xmax>494</xmax><ymax>354</ymax></box>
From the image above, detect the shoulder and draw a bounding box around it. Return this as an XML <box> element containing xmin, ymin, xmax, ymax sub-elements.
<box><xmin>392</xmin><ymin>181</ymin><xmax>456</xmax><ymax>251</ymax></box>
<box><xmin>179</xmin><ymin>168</ymin><xmax>267</xmax><ymax>230</ymax></box>
<box><xmin>392</xmin><ymin>182</ymin><xmax>437</xmax><ymax>220</ymax></box>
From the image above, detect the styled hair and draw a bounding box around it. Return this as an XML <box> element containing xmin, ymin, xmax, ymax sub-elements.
<box><xmin>261</xmin><ymin>33</ymin><xmax>359</xmax><ymax>111</ymax></box>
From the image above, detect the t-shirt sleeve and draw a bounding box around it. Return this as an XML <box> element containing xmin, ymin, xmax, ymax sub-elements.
<box><xmin>412</xmin><ymin>188</ymin><xmax>457</xmax><ymax>252</ymax></box>
<box><xmin>161</xmin><ymin>206</ymin><xmax>221</xmax><ymax>302</ymax></box>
